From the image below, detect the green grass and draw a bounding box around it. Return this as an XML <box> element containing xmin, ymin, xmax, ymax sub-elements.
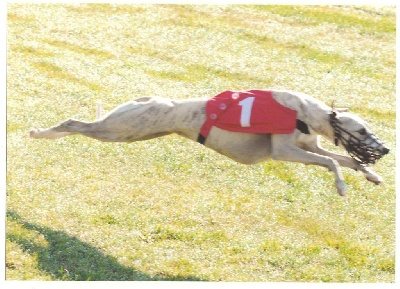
<box><xmin>6</xmin><ymin>4</ymin><xmax>396</xmax><ymax>282</ymax></box>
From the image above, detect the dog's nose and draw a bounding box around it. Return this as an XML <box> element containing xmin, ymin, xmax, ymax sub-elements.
<box><xmin>382</xmin><ymin>147</ymin><xmax>390</xmax><ymax>155</ymax></box>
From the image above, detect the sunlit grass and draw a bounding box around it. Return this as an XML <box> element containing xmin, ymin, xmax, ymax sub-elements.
<box><xmin>6</xmin><ymin>4</ymin><xmax>395</xmax><ymax>282</ymax></box>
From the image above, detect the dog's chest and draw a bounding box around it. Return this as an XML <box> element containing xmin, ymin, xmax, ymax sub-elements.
<box><xmin>199</xmin><ymin>90</ymin><xmax>297</xmax><ymax>139</ymax></box>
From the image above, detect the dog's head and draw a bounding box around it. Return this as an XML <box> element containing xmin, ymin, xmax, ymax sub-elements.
<box><xmin>329</xmin><ymin>111</ymin><xmax>390</xmax><ymax>165</ymax></box>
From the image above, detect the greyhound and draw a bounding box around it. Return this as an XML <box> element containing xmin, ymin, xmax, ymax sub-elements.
<box><xmin>29</xmin><ymin>89</ymin><xmax>389</xmax><ymax>196</ymax></box>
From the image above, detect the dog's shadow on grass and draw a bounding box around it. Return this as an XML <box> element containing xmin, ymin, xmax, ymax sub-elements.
<box><xmin>6</xmin><ymin>210</ymin><xmax>203</xmax><ymax>281</ymax></box>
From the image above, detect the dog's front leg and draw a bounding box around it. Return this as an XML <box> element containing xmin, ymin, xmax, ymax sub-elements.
<box><xmin>358</xmin><ymin>166</ymin><xmax>384</xmax><ymax>185</ymax></box>
<box><xmin>271</xmin><ymin>134</ymin><xmax>346</xmax><ymax>196</ymax></box>
<box><xmin>310</xmin><ymin>147</ymin><xmax>383</xmax><ymax>185</ymax></box>
<box><xmin>299</xmin><ymin>135</ymin><xmax>384</xmax><ymax>185</ymax></box>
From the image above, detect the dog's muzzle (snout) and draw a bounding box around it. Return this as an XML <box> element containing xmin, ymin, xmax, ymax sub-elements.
<box><xmin>345</xmin><ymin>135</ymin><xmax>389</xmax><ymax>165</ymax></box>
<box><xmin>330</xmin><ymin>113</ymin><xmax>390</xmax><ymax>165</ymax></box>
<box><xmin>382</xmin><ymin>147</ymin><xmax>390</xmax><ymax>155</ymax></box>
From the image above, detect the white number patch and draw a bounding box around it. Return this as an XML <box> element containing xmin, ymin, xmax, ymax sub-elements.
<box><xmin>238</xmin><ymin>96</ymin><xmax>255</xmax><ymax>127</ymax></box>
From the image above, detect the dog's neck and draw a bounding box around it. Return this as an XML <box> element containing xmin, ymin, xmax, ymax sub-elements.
<box><xmin>303</xmin><ymin>107</ymin><xmax>336</xmax><ymax>141</ymax></box>
<box><xmin>271</xmin><ymin>90</ymin><xmax>336</xmax><ymax>141</ymax></box>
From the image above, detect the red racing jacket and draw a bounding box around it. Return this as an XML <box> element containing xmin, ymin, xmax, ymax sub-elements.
<box><xmin>198</xmin><ymin>90</ymin><xmax>299</xmax><ymax>144</ymax></box>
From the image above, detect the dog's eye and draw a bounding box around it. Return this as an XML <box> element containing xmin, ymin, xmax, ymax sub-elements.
<box><xmin>358</xmin><ymin>128</ymin><xmax>367</xmax><ymax>135</ymax></box>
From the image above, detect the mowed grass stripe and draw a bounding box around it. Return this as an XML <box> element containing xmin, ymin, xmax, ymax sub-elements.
<box><xmin>30</xmin><ymin>61</ymin><xmax>102</xmax><ymax>91</ymax></box>
<box><xmin>253</xmin><ymin>5</ymin><xmax>396</xmax><ymax>33</ymax></box>
<box><xmin>43</xmin><ymin>39</ymin><xmax>114</xmax><ymax>59</ymax></box>
<box><xmin>127</xmin><ymin>5</ymin><xmax>394</xmax><ymax>82</ymax></box>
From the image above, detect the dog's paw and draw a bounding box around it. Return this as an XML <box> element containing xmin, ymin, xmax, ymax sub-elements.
<box><xmin>29</xmin><ymin>129</ymin><xmax>39</xmax><ymax>138</ymax></box>
<box><xmin>336</xmin><ymin>180</ymin><xmax>346</xmax><ymax>196</ymax></box>
<box><xmin>364</xmin><ymin>168</ymin><xmax>383</xmax><ymax>185</ymax></box>
<box><xmin>366</xmin><ymin>174</ymin><xmax>384</xmax><ymax>185</ymax></box>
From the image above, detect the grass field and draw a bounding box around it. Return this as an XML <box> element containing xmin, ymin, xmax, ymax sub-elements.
<box><xmin>6</xmin><ymin>4</ymin><xmax>396</xmax><ymax>282</ymax></box>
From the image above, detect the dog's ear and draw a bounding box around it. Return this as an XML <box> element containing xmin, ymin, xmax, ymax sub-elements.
<box><xmin>331</xmin><ymin>100</ymin><xmax>349</xmax><ymax>113</ymax></box>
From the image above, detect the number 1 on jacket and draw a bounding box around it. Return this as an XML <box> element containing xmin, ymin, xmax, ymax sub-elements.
<box><xmin>238</xmin><ymin>97</ymin><xmax>255</xmax><ymax>127</ymax></box>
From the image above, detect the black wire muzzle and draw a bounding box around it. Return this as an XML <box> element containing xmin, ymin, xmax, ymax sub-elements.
<box><xmin>329</xmin><ymin>112</ymin><xmax>389</xmax><ymax>165</ymax></box>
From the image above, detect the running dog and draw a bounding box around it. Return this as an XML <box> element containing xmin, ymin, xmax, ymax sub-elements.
<box><xmin>29</xmin><ymin>89</ymin><xmax>390</xmax><ymax>196</ymax></box>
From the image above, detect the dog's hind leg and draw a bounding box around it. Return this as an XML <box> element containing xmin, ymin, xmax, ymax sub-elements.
<box><xmin>30</xmin><ymin>96</ymin><xmax>178</xmax><ymax>142</ymax></box>
<box><xmin>30</xmin><ymin>119</ymin><xmax>99</xmax><ymax>140</ymax></box>
<box><xmin>30</xmin><ymin>117</ymin><xmax>164</xmax><ymax>142</ymax></box>
<box><xmin>29</xmin><ymin>117</ymin><xmax>153</xmax><ymax>142</ymax></box>
<box><xmin>30</xmin><ymin>121</ymin><xmax>78</xmax><ymax>139</ymax></box>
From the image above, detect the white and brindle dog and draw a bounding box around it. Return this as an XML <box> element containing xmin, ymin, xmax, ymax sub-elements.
<box><xmin>30</xmin><ymin>89</ymin><xmax>389</xmax><ymax>196</ymax></box>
